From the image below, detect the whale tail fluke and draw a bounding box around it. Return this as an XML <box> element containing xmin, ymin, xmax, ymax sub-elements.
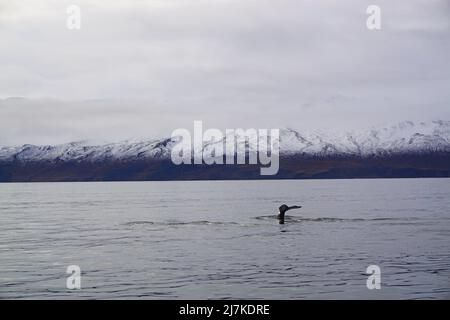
<box><xmin>278</xmin><ymin>204</ymin><xmax>302</xmax><ymax>222</ymax></box>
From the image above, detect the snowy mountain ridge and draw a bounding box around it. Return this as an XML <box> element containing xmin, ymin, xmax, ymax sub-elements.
<box><xmin>1</xmin><ymin>121</ymin><xmax>449</xmax><ymax>163</ymax></box>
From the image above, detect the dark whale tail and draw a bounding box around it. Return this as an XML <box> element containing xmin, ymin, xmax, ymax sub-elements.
<box><xmin>278</xmin><ymin>204</ymin><xmax>302</xmax><ymax>223</ymax></box>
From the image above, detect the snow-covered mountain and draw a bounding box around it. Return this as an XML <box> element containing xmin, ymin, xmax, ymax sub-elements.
<box><xmin>1</xmin><ymin>121</ymin><xmax>449</xmax><ymax>163</ymax></box>
<box><xmin>281</xmin><ymin>120</ymin><xmax>450</xmax><ymax>156</ymax></box>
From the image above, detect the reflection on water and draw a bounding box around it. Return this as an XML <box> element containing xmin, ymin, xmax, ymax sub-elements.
<box><xmin>0</xmin><ymin>178</ymin><xmax>449</xmax><ymax>299</ymax></box>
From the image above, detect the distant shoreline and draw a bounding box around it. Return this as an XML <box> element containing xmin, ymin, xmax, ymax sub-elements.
<box><xmin>1</xmin><ymin>153</ymin><xmax>449</xmax><ymax>182</ymax></box>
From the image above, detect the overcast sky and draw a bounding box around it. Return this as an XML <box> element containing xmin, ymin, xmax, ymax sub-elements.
<box><xmin>0</xmin><ymin>0</ymin><xmax>449</xmax><ymax>145</ymax></box>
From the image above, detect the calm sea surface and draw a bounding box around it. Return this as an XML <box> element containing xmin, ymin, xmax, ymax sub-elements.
<box><xmin>0</xmin><ymin>178</ymin><xmax>449</xmax><ymax>299</ymax></box>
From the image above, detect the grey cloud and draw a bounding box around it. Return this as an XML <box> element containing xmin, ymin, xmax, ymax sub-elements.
<box><xmin>0</xmin><ymin>0</ymin><xmax>449</xmax><ymax>145</ymax></box>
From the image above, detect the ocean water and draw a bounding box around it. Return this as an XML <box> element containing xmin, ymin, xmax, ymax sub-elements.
<box><xmin>0</xmin><ymin>178</ymin><xmax>449</xmax><ymax>299</ymax></box>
